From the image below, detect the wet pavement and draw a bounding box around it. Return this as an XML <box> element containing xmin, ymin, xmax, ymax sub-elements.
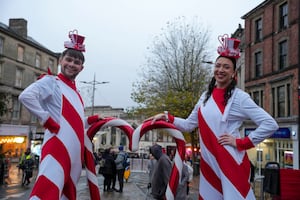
<box><xmin>0</xmin><ymin>163</ymin><xmax>200</xmax><ymax>200</ymax></box>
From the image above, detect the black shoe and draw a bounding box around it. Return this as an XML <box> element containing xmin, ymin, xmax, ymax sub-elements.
<box><xmin>107</xmin><ymin>189</ymin><xmax>114</xmax><ymax>192</ymax></box>
<box><xmin>116</xmin><ymin>189</ymin><xmax>123</xmax><ymax>193</ymax></box>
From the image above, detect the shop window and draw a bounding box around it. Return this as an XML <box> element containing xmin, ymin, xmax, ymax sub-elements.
<box><xmin>275</xmin><ymin>140</ymin><xmax>293</xmax><ymax>168</ymax></box>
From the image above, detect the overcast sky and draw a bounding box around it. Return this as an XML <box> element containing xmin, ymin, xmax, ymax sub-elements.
<box><xmin>1</xmin><ymin>0</ymin><xmax>264</xmax><ymax>109</ymax></box>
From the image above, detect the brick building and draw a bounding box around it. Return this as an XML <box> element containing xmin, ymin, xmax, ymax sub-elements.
<box><xmin>242</xmin><ymin>0</ymin><xmax>299</xmax><ymax>169</ymax></box>
<box><xmin>0</xmin><ymin>18</ymin><xmax>59</xmax><ymax>160</ymax></box>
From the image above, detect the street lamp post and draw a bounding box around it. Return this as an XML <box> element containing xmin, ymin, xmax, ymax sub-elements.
<box><xmin>81</xmin><ymin>73</ymin><xmax>109</xmax><ymax>115</ymax></box>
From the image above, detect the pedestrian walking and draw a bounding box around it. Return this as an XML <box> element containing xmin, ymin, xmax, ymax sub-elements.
<box><xmin>149</xmin><ymin>144</ymin><xmax>172</xmax><ymax>200</ymax></box>
<box><xmin>19</xmin><ymin>148</ymin><xmax>35</xmax><ymax>186</ymax></box>
<box><xmin>102</xmin><ymin>147</ymin><xmax>116</xmax><ymax>192</ymax></box>
<box><xmin>149</xmin><ymin>35</ymin><xmax>279</xmax><ymax>199</ymax></box>
<box><xmin>114</xmin><ymin>145</ymin><xmax>127</xmax><ymax>193</ymax></box>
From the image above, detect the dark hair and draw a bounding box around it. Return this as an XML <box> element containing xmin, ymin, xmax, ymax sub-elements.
<box><xmin>61</xmin><ymin>48</ymin><xmax>85</xmax><ymax>63</ymax></box>
<box><xmin>203</xmin><ymin>56</ymin><xmax>237</xmax><ymax>106</ymax></box>
<box><xmin>217</xmin><ymin>55</ymin><xmax>237</xmax><ymax>70</ymax></box>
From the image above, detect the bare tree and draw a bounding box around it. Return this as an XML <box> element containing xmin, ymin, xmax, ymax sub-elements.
<box><xmin>131</xmin><ymin>16</ymin><xmax>213</xmax><ymax>118</ymax></box>
<box><xmin>130</xmin><ymin>17</ymin><xmax>214</xmax><ymax>160</ymax></box>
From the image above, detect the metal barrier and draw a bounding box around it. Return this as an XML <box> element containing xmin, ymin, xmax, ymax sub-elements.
<box><xmin>130</xmin><ymin>158</ymin><xmax>148</xmax><ymax>172</ymax></box>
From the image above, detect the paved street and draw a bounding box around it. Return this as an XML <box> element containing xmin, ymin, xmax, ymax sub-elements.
<box><xmin>78</xmin><ymin>170</ymin><xmax>199</xmax><ymax>200</ymax></box>
<box><xmin>0</xmin><ymin>163</ymin><xmax>199</xmax><ymax>200</ymax></box>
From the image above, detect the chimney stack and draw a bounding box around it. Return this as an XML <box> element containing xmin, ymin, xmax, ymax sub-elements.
<box><xmin>9</xmin><ymin>18</ymin><xmax>28</xmax><ymax>38</ymax></box>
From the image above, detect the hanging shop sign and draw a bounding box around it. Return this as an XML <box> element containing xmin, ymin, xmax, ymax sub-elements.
<box><xmin>245</xmin><ymin>127</ymin><xmax>291</xmax><ymax>139</ymax></box>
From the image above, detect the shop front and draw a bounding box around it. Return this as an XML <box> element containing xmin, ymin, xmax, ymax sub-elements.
<box><xmin>0</xmin><ymin>124</ymin><xmax>33</xmax><ymax>163</ymax></box>
<box><xmin>245</xmin><ymin>126</ymin><xmax>299</xmax><ymax>171</ymax></box>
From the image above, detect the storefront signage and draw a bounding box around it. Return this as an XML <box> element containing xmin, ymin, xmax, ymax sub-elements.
<box><xmin>245</xmin><ymin>127</ymin><xmax>291</xmax><ymax>139</ymax></box>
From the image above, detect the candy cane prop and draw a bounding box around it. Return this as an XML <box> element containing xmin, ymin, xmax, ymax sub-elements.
<box><xmin>84</xmin><ymin>135</ymin><xmax>101</xmax><ymax>200</ymax></box>
<box><xmin>131</xmin><ymin>120</ymin><xmax>186</xmax><ymax>200</ymax></box>
<box><xmin>85</xmin><ymin>117</ymin><xmax>134</xmax><ymax>200</ymax></box>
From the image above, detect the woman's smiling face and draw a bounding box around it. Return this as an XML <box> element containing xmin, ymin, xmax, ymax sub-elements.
<box><xmin>214</xmin><ymin>56</ymin><xmax>235</xmax><ymax>89</ymax></box>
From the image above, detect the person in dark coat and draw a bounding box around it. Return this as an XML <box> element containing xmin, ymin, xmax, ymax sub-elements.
<box><xmin>150</xmin><ymin>144</ymin><xmax>172</xmax><ymax>200</ymax></box>
<box><xmin>102</xmin><ymin>147</ymin><xmax>116</xmax><ymax>192</ymax></box>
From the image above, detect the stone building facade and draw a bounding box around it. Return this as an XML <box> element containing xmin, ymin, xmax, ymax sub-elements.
<box><xmin>0</xmin><ymin>18</ymin><xmax>59</xmax><ymax>159</ymax></box>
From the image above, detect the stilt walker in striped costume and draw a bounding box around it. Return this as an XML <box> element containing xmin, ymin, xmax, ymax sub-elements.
<box><xmin>19</xmin><ymin>30</ymin><xmax>101</xmax><ymax>200</ymax></box>
<box><xmin>150</xmin><ymin>35</ymin><xmax>279</xmax><ymax>199</ymax></box>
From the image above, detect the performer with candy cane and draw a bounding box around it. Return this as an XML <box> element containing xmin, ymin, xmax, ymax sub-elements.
<box><xmin>149</xmin><ymin>35</ymin><xmax>278</xmax><ymax>200</ymax></box>
<box><xmin>132</xmin><ymin>120</ymin><xmax>186</xmax><ymax>200</ymax></box>
<box><xmin>19</xmin><ymin>30</ymin><xmax>101</xmax><ymax>200</ymax></box>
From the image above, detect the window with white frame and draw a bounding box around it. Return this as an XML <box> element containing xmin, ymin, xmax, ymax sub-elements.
<box><xmin>272</xmin><ymin>82</ymin><xmax>291</xmax><ymax>117</ymax></box>
<box><xmin>101</xmin><ymin>134</ymin><xmax>106</xmax><ymax>145</ymax></box>
<box><xmin>48</xmin><ymin>58</ymin><xmax>54</xmax><ymax>72</ymax></box>
<box><xmin>35</xmin><ymin>53</ymin><xmax>41</xmax><ymax>68</ymax></box>
<box><xmin>30</xmin><ymin>114</ymin><xmax>37</xmax><ymax>123</ymax></box>
<box><xmin>249</xmin><ymin>87</ymin><xmax>264</xmax><ymax>108</ymax></box>
<box><xmin>15</xmin><ymin>68</ymin><xmax>23</xmax><ymax>87</ymax></box>
<box><xmin>253</xmin><ymin>90</ymin><xmax>264</xmax><ymax>107</ymax></box>
<box><xmin>279</xmin><ymin>40</ymin><xmax>288</xmax><ymax>70</ymax></box>
<box><xmin>279</xmin><ymin>2</ymin><xmax>288</xmax><ymax>30</ymax></box>
<box><xmin>0</xmin><ymin>37</ymin><xmax>3</xmax><ymax>54</ymax></box>
<box><xmin>17</xmin><ymin>45</ymin><xmax>24</xmax><ymax>62</ymax></box>
<box><xmin>12</xmin><ymin>96</ymin><xmax>20</xmax><ymax>119</ymax></box>
<box><xmin>157</xmin><ymin>132</ymin><xmax>163</xmax><ymax>142</ymax></box>
<box><xmin>254</xmin><ymin>51</ymin><xmax>263</xmax><ymax>77</ymax></box>
<box><xmin>144</xmin><ymin>132</ymin><xmax>150</xmax><ymax>141</ymax></box>
<box><xmin>0</xmin><ymin>63</ymin><xmax>3</xmax><ymax>79</ymax></box>
<box><xmin>255</xmin><ymin>18</ymin><xmax>263</xmax><ymax>42</ymax></box>
<box><xmin>120</xmin><ymin>132</ymin><xmax>127</xmax><ymax>146</ymax></box>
